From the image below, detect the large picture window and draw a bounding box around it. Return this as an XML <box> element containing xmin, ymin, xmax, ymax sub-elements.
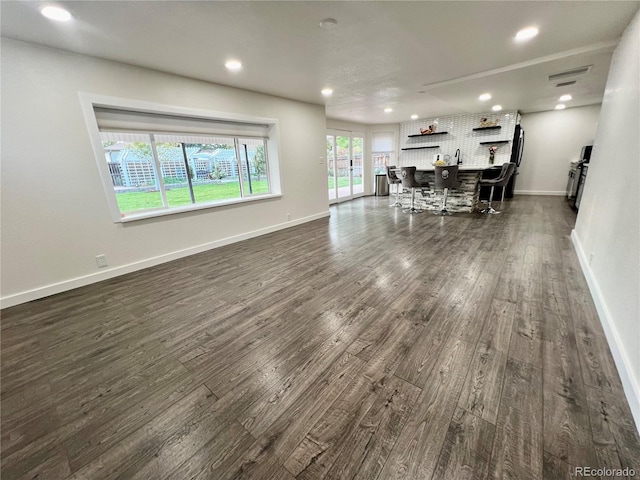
<box><xmin>85</xmin><ymin>100</ymin><xmax>279</xmax><ymax>222</ymax></box>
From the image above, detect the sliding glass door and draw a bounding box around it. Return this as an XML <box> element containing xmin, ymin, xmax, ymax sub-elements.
<box><xmin>352</xmin><ymin>136</ymin><xmax>364</xmax><ymax>196</ymax></box>
<box><xmin>326</xmin><ymin>131</ymin><xmax>365</xmax><ymax>203</ymax></box>
<box><xmin>327</xmin><ymin>135</ymin><xmax>337</xmax><ymax>201</ymax></box>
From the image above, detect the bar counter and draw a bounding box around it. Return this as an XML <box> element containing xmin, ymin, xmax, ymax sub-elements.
<box><xmin>398</xmin><ymin>165</ymin><xmax>496</xmax><ymax>213</ymax></box>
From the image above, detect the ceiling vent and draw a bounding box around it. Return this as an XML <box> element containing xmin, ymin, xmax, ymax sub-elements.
<box><xmin>548</xmin><ymin>65</ymin><xmax>592</xmax><ymax>82</ymax></box>
<box><xmin>556</xmin><ymin>80</ymin><xmax>577</xmax><ymax>87</ymax></box>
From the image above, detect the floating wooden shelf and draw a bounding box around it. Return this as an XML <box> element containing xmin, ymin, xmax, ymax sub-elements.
<box><xmin>407</xmin><ymin>132</ymin><xmax>448</xmax><ymax>138</ymax></box>
<box><xmin>473</xmin><ymin>126</ymin><xmax>502</xmax><ymax>131</ymax></box>
<box><xmin>401</xmin><ymin>146</ymin><xmax>439</xmax><ymax>151</ymax></box>
<box><xmin>479</xmin><ymin>140</ymin><xmax>509</xmax><ymax>145</ymax></box>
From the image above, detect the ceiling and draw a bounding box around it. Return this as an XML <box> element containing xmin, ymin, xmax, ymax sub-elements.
<box><xmin>2</xmin><ymin>1</ymin><xmax>638</xmax><ymax>124</ymax></box>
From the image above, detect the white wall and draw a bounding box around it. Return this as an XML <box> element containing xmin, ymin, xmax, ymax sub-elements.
<box><xmin>1</xmin><ymin>39</ymin><xmax>328</xmax><ymax>307</ymax></box>
<box><xmin>399</xmin><ymin>112</ymin><xmax>517</xmax><ymax>168</ymax></box>
<box><xmin>573</xmin><ymin>9</ymin><xmax>640</xmax><ymax>429</ymax></box>
<box><xmin>326</xmin><ymin>119</ymin><xmax>368</xmax><ymax>132</ymax></box>
<box><xmin>518</xmin><ymin>105</ymin><xmax>601</xmax><ymax>195</ymax></box>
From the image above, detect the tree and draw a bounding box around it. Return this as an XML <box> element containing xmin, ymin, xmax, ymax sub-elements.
<box><xmin>253</xmin><ymin>146</ymin><xmax>267</xmax><ymax>179</ymax></box>
<box><xmin>326</xmin><ymin>138</ymin><xmax>334</xmax><ymax>154</ymax></box>
<box><xmin>352</xmin><ymin>137</ymin><xmax>363</xmax><ymax>155</ymax></box>
<box><xmin>208</xmin><ymin>163</ymin><xmax>227</xmax><ymax>183</ymax></box>
<box><xmin>127</xmin><ymin>142</ymin><xmax>153</xmax><ymax>160</ymax></box>
<box><xmin>201</xmin><ymin>143</ymin><xmax>234</xmax><ymax>150</ymax></box>
<box><xmin>336</xmin><ymin>136</ymin><xmax>350</xmax><ymax>156</ymax></box>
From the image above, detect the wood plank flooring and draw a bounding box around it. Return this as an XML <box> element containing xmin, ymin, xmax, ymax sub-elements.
<box><xmin>2</xmin><ymin>195</ymin><xmax>639</xmax><ymax>479</ymax></box>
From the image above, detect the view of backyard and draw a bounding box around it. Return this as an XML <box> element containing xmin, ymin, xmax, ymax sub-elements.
<box><xmin>103</xmin><ymin>134</ymin><xmax>270</xmax><ymax>215</ymax></box>
<box><xmin>106</xmin><ymin>133</ymin><xmax>369</xmax><ymax>213</ymax></box>
<box><xmin>327</xmin><ymin>134</ymin><xmax>364</xmax><ymax>200</ymax></box>
<box><xmin>116</xmin><ymin>180</ymin><xmax>269</xmax><ymax>212</ymax></box>
<box><xmin>327</xmin><ymin>177</ymin><xmax>363</xmax><ymax>189</ymax></box>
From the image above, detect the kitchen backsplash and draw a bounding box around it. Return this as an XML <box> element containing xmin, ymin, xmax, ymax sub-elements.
<box><xmin>399</xmin><ymin>111</ymin><xmax>518</xmax><ymax>169</ymax></box>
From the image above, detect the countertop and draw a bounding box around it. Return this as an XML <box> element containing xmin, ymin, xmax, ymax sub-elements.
<box><xmin>417</xmin><ymin>165</ymin><xmax>497</xmax><ymax>172</ymax></box>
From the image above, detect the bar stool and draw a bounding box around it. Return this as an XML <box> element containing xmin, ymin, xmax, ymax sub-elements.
<box><xmin>434</xmin><ymin>165</ymin><xmax>461</xmax><ymax>216</ymax></box>
<box><xmin>400</xmin><ymin>167</ymin><xmax>429</xmax><ymax>214</ymax></box>
<box><xmin>386</xmin><ymin>166</ymin><xmax>403</xmax><ymax>207</ymax></box>
<box><xmin>479</xmin><ymin>162</ymin><xmax>516</xmax><ymax>214</ymax></box>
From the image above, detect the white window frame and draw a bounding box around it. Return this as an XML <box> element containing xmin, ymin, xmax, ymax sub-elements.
<box><xmin>79</xmin><ymin>93</ymin><xmax>282</xmax><ymax>223</ymax></box>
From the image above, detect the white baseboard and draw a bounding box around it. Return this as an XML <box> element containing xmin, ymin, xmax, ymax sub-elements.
<box><xmin>571</xmin><ymin>230</ymin><xmax>640</xmax><ymax>432</ymax></box>
<box><xmin>1</xmin><ymin>211</ymin><xmax>330</xmax><ymax>309</ymax></box>
<box><xmin>514</xmin><ymin>190</ymin><xmax>566</xmax><ymax>196</ymax></box>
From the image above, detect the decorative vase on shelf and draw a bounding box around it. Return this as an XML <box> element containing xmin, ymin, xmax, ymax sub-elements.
<box><xmin>488</xmin><ymin>145</ymin><xmax>498</xmax><ymax>165</ymax></box>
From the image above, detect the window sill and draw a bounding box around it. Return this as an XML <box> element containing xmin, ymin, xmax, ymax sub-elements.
<box><xmin>116</xmin><ymin>192</ymin><xmax>282</xmax><ymax>223</ymax></box>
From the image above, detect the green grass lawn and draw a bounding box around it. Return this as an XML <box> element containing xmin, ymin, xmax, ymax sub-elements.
<box><xmin>328</xmin><ymin>176</ymin><xmax>363</xmax><ymax>189</ymax></box>
<box><xmin>116</xmin><ymin>180</ymin><xmax>269</xmax><ymax>213</ymax></box>
<box><xmin>118</xmin><ymin>176</ymin><xmax>363</xmax><ymax>213</ymax></box>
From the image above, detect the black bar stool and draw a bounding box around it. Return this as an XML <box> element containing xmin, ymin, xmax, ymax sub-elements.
<box><xmin>400</xmin><ymin>166</ymin><xmax>429</xmax><ymax>214</ymax></box>
<box><xmin>479</xmin><ymin>162</ymin><xmax>516</xmax><ymax>214</ymax></box>
<box><xmin>434</xmin><ymin>165</ymin><xmax>461</xmax><ymax>216</ymax></box>
<box><xmin>386</xmin><ymin>166</ymin><xmax>403</xmax><ymax>207</ymax></box>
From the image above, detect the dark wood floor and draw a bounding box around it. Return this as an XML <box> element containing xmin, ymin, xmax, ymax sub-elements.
<box><xmin>2</xmin><ymin>195</ymin><xmax>639</xmax><ymax>480</ymax></box>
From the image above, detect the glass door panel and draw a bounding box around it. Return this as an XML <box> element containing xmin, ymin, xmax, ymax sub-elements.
<box><xmin>352</xmin><ymin>137</ymin><xmax>364</xmax><ymax>196</ymax></box>
<box><xmin>326</xmin><ymin>135</ymin><xmax>337</xmax><ymax>200</ymax></box>
<box><xmin>336</xmin><ymin>135</ymin><xmax>351</xmax><ymax>199</ymax></box>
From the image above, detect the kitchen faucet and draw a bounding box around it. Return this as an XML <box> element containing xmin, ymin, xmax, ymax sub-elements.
<box><xmin>455</xmin><ymin>148</ymin><xmax>461</xmax><ymax>165</ymax></box>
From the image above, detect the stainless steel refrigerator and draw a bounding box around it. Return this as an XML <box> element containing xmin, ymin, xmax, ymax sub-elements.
<box><xmin>505</xmin><ymin>124</ymin><xmax>525</xmax><ymax>198</ymax></box>
<box><xmin>479</xmin><ymin>124</ymin><xmax>525</xmax><ymax>200</ymax></box>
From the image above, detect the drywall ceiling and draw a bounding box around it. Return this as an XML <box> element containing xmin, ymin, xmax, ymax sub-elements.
<box><xmin>1</xmin><ymin>1</ymin><xmax>638</xmax><ymax>124</ymax></box>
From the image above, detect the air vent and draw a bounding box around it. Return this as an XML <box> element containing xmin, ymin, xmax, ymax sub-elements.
<box><xmin>548</xmin><ymin>65</ymin><xmax>592</xmax><ymax>82</ymax></box>
<box><xmin>556</xmin><ymin>80</ymin><xmax>577</xmax><ymax>87</ymax></box>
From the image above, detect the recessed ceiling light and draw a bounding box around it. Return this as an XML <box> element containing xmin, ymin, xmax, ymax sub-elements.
<box><xmin>411</xmin><ymin>114</ymin><xmax>418</xmax><ymax>120</ymax></box>
<box><xmin>559</xmin><ymin>94</ymin><xmax>572</xmax><ymax>102</ymax></box>
<box><xmin>555</xmin><ymin>104</ymin><xmax>566</xmax><ymax>110</ymax></box>
<box><xmin>384</xmin><ymin>108</ymin><xmax>393</xmax><ymax>113</ymax></box>
<box><xmin>40</xmin><ymin>5</ymin><xmax>72</xmax><ymax>22</ymax></box>
<box><xmin>515</xmin><ymin>27</ymin><xmax>539</xmax><ymax>41</ymax></box>
<box><xmin>321</xmin><ymin>88</ymin><xmax>333</xmax><ymax>96</ymax></box>
<box><xmin>417</xmin><ymin>90</ymin><xmax>426</xmax><ymax>94</ymax></box>
<box><xmin>225</xmin><ymin>60</ymin><xmax>242</xmax><ymax>71</ymax></box>
<box><xmin>319</xmin><ymin>18</ymin><xmax>338</xmax><ymax>30</ymax></box>
<box><xmin>492</xmin><ymin>105</ymin><xmax>503</xmax><ymax>112</ymax></box>
<box><xmin>479</xmin><ymin>93</ymin><xmax>492</xmax><ymax>101</ymax></box>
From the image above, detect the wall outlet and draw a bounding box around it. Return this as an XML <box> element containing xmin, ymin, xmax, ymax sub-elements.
<box><xmin>589</xmin><ymin>252</ymin><xmax>595</xmax><ymax>265</ymax></box>
<box><xmin>95</xmin><ymin>254</ymin><xmax>108</xmax><ymax>268</ymax></box>
<box><xmin>287</xmin><ymin>213</ymin><xmax>291</xmax><ymax>221</ymax></box>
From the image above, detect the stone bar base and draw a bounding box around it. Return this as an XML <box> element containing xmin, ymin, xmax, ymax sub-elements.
<box><xmin>401</xmin><ymin>171</ymin><xmax>482</xmax><ymax>213</ymax></box>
